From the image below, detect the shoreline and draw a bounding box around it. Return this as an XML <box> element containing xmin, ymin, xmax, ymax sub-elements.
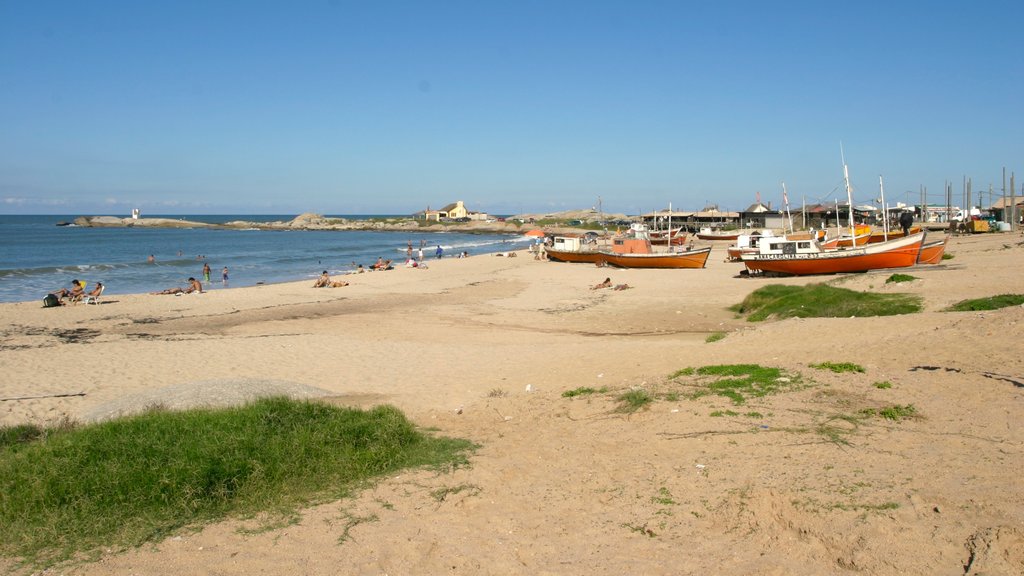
<box><xmin>2</xmin><ymin>233</ymin><xmax>1022</xmax><ymax>575</ymax></box>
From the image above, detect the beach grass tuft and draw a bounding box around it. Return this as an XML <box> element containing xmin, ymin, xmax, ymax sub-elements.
<box><xmin>730</xmin><ymin>284</ymin><xmax>922</xmax><ymax>321</ymax></box>
<box><xmin>671</xmin><ymin>364</ymin><xmax>801</xmax><ymax>405</ymax></box>
<box><xmin>885</xmin><ymin>273</ymin><xmax>917</xmax><ymax>284</ymax></box>
<box><xmin>0</xmin><ymin>397</ymin><xmax>474</xmax><ymax>568</ymax></box>
<box><xmin>945</xmin><ymin>294</ymin><xmax>1024</xmax><ymax>311</ymax></box>
<box><xmin>810</xmin><ymin>361</ymin><xmax>865</xmax><ymax>374</ymax></box>
<box><xmin>705</xmin><ymin>332</ymin><xmax>727</xmax><ymax>343</ymax></box>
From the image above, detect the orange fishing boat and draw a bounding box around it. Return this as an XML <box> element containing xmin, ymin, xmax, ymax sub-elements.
<box><xmin>916</xmin><ymin>235</ymin><xmax>949</xmax><ymax>265</ymax></box>
<box><xmin>545</xmin><ymin>235</ymin><xmax>605</xmax><ymax>264</ymax></box>
<box><xmin>601</xmin><ymin>240</ymin><xmax>711</xmax><ymax>269</ymax></box>
<box><xmin>648</xmin><ymin>227</ymin><xmax>688</xmax><ymax>245</ymax></box>
<box><xmin>741</xmin><ymin>232</ymin><xmax>926</xmax><ymax>276</ymax></box>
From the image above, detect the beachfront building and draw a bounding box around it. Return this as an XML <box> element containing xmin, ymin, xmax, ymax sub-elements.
<box><xmin>420</xmin><ymin>200</ymin><xmax>484</xmax><ymax>222</ymax></box>
<box><xmin>739</xmin><ymin>202</ymin><xmax>787</xmax><ymax>230</ymax></box>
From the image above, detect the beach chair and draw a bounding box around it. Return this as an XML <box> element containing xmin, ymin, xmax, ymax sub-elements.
<box><xmin>84</xmin><ymin>284</ymin><xmax>104</xmax><ymax>305</ymax></box>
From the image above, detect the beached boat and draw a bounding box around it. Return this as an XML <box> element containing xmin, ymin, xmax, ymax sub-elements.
<box><xmin>547</xmin><ymin>225</ymin><xmax>710</xmax><ymax>269</ymax></box>
<box><xmin>544</xmin><ymin>235</ymin><xmax>605</xmax><ymax>264</ymax></box>
<box><xmin>726</xmin><ymin>231</ymin><xmax>776</xmax><ymax>261</ymax></box>
<box><xmin>602</xmin><ymin>241</ymin><xmax>711</xmax><ymax>269</ymax></box>
<box><xmin>602</xmin><ymin>225</ymin><xmax>710</xmax><ymax>268</ymax></box>
<box><xmin>696</xmin><ymin>227</ymin><xmax>741</xmax><ymax>241</ymax></box>
<box><xmin>916</xmin><ymin>235</ymin><xmax>949</xmax><ymax>265</ymax></box>
<box><xmin>648</xmin><ymin>227</ymin><xmax>688</xmax><ymax>246</ymax></box>
<box><xmin>741</xmin><ymin>231</ymin><xmax>926</xmax><ymax>275</ymax></box>
<box><xmin>865</xmin><ymin>226</ymin><xmax>921</xmax><ymax>244</ymax></box>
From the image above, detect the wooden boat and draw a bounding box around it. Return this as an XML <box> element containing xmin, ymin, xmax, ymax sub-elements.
<box><xmin>822</xmin><ymin>223</ymin><xmax>872</xmax><ymax>248</ymax></box>
<box><xmin>916</xmin><ymin>235</ymin><xmax>949</xmax><ymax>265</ymax></box>
<box><xmin>741</xmin><ymin>232</ymin><xmax>926</xmax><ymax>276</ymax></box>
<box><xmin>865</xmin><ymin>226</ymin><xmax>921</xmax><ymax>244</ymax></box>
<box><xmin>545</xmin><ymin>235</ymin><xmax>605</xmax><ymax>264</ymax></box>
<box><xmin>726</xmin><ymin>231</ymin><xmax>776</xmax><ymax>261</ymax></box>
<box><xmin>602</xmin><ymin>243</ymin><xmax>711</xmax><ymax>269</ymax></box>
<box><xmin>696</xmin><ymin>227</ymin><xmax>740</xmax><ymax>241</ymax></box>
<box><xmin>648</xmin><ymin>227</ymin><xmax>688</xmax><ymax>245</ymax></box>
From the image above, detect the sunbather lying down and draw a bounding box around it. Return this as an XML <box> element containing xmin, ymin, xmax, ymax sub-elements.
<box><xmin>152</xmin><ymin>277</ymin><xmax>203</xmax><ymax>295</ymax></box>
<box><xmin>313</xmin><ymin>272</ymin><xmax>349</xmax><ymax>288</ymax></box>
<box><xmin>591</xmin><ymin>277</ymin><xmax>612</xmax><ymax>290</ymax></box>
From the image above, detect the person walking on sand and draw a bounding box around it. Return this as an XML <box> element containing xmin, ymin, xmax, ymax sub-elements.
<box><xmin>221</xmin><ymin>266</ymin><xmax>229</xmax><ymax>286</ymax></box>
<box><xmin>202</xmin><ymin>262</ymin><xmax>211</xmax><ymax>284</ymax></box>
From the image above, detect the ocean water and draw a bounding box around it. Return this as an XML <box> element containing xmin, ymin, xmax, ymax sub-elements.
<box><xmin>0</xmin><ymin>215</ymin><xmax>530</xmax><ymax>304</ymax></box>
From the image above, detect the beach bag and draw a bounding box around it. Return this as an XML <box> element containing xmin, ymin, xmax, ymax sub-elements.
<box><xmin>42</xmin><ymin>294</ymin><xmax>60</xmax><ymax>308</ymax></box>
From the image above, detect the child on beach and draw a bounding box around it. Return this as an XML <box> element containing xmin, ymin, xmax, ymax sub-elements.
<box><xmin>222</xmin><ymin>267</ymin><xmax>229</xmax><ymax>286</ymax></box>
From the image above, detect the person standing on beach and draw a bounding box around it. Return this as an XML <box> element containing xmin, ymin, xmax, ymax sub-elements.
<box><xmin>221</xmin><ymin>267</ymin><xmax>229</xmax><ymax>286</ymax></box>
<box><xmin>202</xmin><ymin>262</ymin><xmax>211</xmax><ymax>284</ymax></box>
<box><xmin>435</xmin><ymin>245</ymin><xmax>443</xmax><ymax>259</ymax></box>
<box><xmin>899</xmin><ymin>211</ymin><xmax>914</xmax><ymax>236</ymax></box>
<box><xmin>407</xmin><ymin>241</ymin><xmax>413</xmax><ymax>259</ymax></box>
<box><xmin>418</xmin><ymin>246</ymin><xmax>424</xmax><ymax>261</ymax></box>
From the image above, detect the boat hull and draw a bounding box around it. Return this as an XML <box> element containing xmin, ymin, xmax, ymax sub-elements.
<box><xmin>600</xmin><ymin>247</ymin><xmax>711</xmax><ymax>269</ymax></box>
<box><xmin>545</xmin><ymin>248</ymin><xmax>606</xmax><ymax>264</ymax></box>
<box><xmin>696</xmin><ymin>232</ymin><xmax>740</xmax><ymax>241</ymax></box>
<box><xmin>741</xmin><ymin>233</ymin><xmax>926</xmax><ymax>275</ymax></box>
<box><xmin>916</xmin><ymin>235</ymin><xmax>948</xmax><ymax>265</ymax></box>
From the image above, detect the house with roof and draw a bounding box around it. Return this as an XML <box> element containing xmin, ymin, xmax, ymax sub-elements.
<box><xmin>418</xmin><ymin>200</ymin><xmax>490</xmax><ymax>222</ymax></box>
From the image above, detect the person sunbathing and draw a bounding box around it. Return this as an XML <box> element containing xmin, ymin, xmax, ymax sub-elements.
<box><xmin>313</xmin><ymin>271</ymin><xmax>332</xmax><ymax>287</ymax></box>
<box><xmin>152</xmin><ymin>277</ymin><xmax>203</xmax><ymax>295</ymax></box>
<box><xmin>613</xmin><ymin>283</ymin><xmax>632</xmax><ymax>291</ymax></box>
<box><xmin>591</xmin><ymin>277</ymin><xmax>612</xmax><ymax>290</ymax></box>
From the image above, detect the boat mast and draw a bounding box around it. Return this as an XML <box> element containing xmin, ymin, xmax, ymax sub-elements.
<box><xmin>879</xmin><ymin>175</ymin><xmax>889</xmax><ymax>241</ymax></box>
<box><xmin>841</xmin><ymin>145</ymin><xmax>855</xmax><ymax>242</ymax></box>
<box><xmin>782</xmin><ymin>182</ymin><xmax>793</xmax><ymax>234</ymax></box>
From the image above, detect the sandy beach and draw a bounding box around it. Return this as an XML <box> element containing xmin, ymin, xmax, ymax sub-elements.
<box><xmin>2</xmin><ymin>233</ymin><xmax>1022</xmax><ymax>575</ymax></box>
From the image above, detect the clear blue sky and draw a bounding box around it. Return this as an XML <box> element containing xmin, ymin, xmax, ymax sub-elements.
<box><xmin>2</xmin><ymin>1</ymin><xmax>1021</xmax><ymax>216</ymax></box>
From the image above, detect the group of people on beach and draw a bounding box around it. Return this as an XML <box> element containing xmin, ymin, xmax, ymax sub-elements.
<box><xmin>46</xmin><ymin>279</ymin><xmax>104</xmax><ymax>306</ymax></box>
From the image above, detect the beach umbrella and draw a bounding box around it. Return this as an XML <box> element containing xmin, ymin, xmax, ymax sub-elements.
<box><xmin>524</xmin><ymin>229</ymin><xmax>545</xmax><ymax>237</ymax></box>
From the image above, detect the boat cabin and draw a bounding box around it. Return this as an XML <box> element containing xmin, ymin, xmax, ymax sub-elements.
<box><xmin>610</xmin><ymin>237</ymin><xmax>654</xmax><ymax>255</ymax></box>
<box><xmin>757</xmin><ymin>238</ymin><xmax>823</xmax><ymax>256</ymax></box>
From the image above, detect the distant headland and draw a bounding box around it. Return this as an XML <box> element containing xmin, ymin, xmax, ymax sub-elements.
<box><xmin>69</xmin><ymin>210</ymin><xmax>624</xmax><ymax>235</ymax></box>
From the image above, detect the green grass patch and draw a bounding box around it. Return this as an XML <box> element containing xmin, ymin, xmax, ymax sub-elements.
<box><xmin>860</xmin><ymin>404</ymin><xmax>917</xmax><ymax>421</ymax></box>
<box><xmin>872</xmin><ymin>381</ymin><xmax>893</xmax><ymax>389</ymax></box>
<box><xmin>941</xmin><ymin>253</ymin><xmax>953</xmax><ymax>260</ymax></box>
<box><xmin>731</xmin><ymin>283</ymin><xmax>922</xmax><ymax>322</ymax></box>
<box><xmin>705</xmin><ymin>332</ymin><xmax>726</xmax><ymax>343</ymax></box>
<box><xmin>561</xmin><ymin>386</ymin><xmax>607</xmax><ymax>398</ymax></box>
<box><xmin>616</xmin><ymin>389</ymin><xmax>654</xmax><ymax>413</ymax></box>
<box><xmin>810</xmin><ymin>361</ymin><xmax>865</xmax><ymax>374</ymax></box>
<box><xmin>710</xmin><ymin>410</ymin><xmax>739</xmax><ymax>417</ymax></box>
<box><xmin>946</xmin><ymin>294</ymin><xmax>1024</xmax><ymax>311</ymax></box>
<box><xmin>671</xmin><ymin>364</ymin><xmax>800</xmax><ymax>405</ymax></box>
<box><xmin>885</xmin><ymin>273</ymin><xmax>917</xmax><ymax>284</ymax></box>
<box><xmin>0</xmin><ymin>398</ymin><xmax>474</xmax><ymax>568</ymax></box>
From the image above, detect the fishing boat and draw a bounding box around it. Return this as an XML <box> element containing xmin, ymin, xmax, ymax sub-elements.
<box><xmin>741</xmin><ymin>155</ymin><xmax>926</xmax><ymax>275</ymax></box>
<box><xmin>741</xmin><ymin>232</ymin><xmax>926</xmax><ymax>275</ymax></box>
<box><xmin>726</xmin><ymin>231</ymin><xmax>776</xmax><ymax>261</ymax></box>
<box><xmin>865</xmin><ymin>226</ymin><xmax>921</xmax><ymax>244</ymax></box>
<box><xmin>547</xmin><ymin>225</ymin><xmax>710</xmax><ymax>269</ymax></box>
<box><xmin>544</xmin><ymin>235</ymin><xmax>606</xmax><ymax>264</ymax></box>
<box><xmin>696</xmin><ymin>227</ymin><xmax>741</xmax><ymax>241</ymax></box>
<box><xmin>822</xmin><ymin>223</ymin><xmax>872</xmax><ymax>248</ymax></box>
<box><xmin>648</xmin><ymin>227</ymin><xmax>688</xmax><ymax>245</ymax></box>
<box><xmin>916</xmin><ymin>235</ymin><xmax>949</xmax><ymax>265</ymax></box>
<box><xmin>601</xmin><ymin>225</ymin><xmax>709</xmax><ymax>268</ymax></box>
